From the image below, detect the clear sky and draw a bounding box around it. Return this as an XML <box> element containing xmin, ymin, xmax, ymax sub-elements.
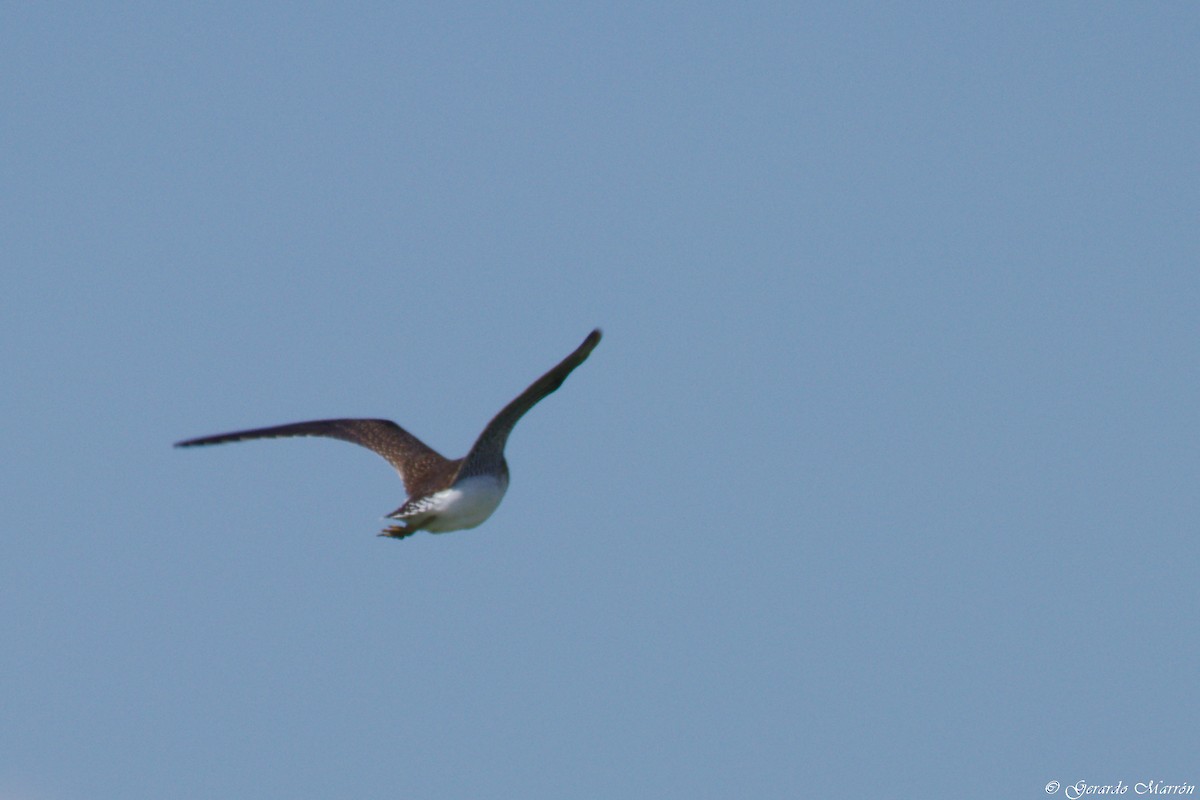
<box><xmin>2</xmin><ymin>3</ymin><xmax>1197</xmax><ymax>799</ymax></box>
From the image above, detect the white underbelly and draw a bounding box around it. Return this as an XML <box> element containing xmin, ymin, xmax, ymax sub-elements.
<box><xmin>422</xmin><ymin>475</ymin><xmax>508</xmax><ymax>532</ymax></box>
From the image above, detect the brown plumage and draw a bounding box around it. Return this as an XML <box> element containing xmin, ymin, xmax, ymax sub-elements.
<box><xmin>176</xmin><ymin>329</ymin><xmax>602</xmax><ymax>538</ymax></box>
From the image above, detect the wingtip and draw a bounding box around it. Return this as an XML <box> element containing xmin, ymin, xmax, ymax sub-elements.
<box><xmin>174</xmin><ymin>435</ymin><xmax>221</xmax><ymax>448</ymax></box>
<box><xmin>574</xmin><ymin>328</ymin><xmax>602</xmax><ymax>359</ymax></box>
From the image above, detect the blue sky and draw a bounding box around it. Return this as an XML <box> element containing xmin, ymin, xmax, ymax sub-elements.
<box><xmin>2</xmin><ymin>3</ymin><xmax>1198</xmax><ymax>798</ymax></box>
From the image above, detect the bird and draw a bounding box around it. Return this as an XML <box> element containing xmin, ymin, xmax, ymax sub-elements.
<box><xmin>176</xmin><ymin>329</ymin><xmax>601</xmax><ymax>539</ymax></box>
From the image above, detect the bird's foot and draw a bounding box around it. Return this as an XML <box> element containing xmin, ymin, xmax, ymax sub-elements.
<box><xmin>378</xmin><ymin>524</ymin><xmax>416</xmax><ymax>540</ymax></box>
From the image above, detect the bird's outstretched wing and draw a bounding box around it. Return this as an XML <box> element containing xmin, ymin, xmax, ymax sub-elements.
<box><xmin>458</xmin><ymin>329</ymin><xmax>602</xmax><ymax>479</ymax></box>
<box><xmin>175</xmin><ymin>418</ymin><xmax>458</xmax><ymax>499</ymax></box>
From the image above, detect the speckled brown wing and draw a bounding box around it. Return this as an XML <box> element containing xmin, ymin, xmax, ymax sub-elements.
<box><xmin>175</xmin><ymin>418</ymin><xmax>460</xmax><ymax>500</ymax></box>
<box><xmin>458</xmin><ymin>329</ymin><xmax>601</xmax><ymax>480</ymax></box>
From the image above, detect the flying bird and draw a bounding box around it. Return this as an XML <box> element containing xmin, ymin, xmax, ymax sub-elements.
<box><xmin>176</xmin><ymin>329</ymin><xmax>601</xmax><ymax>539</ymax></box>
